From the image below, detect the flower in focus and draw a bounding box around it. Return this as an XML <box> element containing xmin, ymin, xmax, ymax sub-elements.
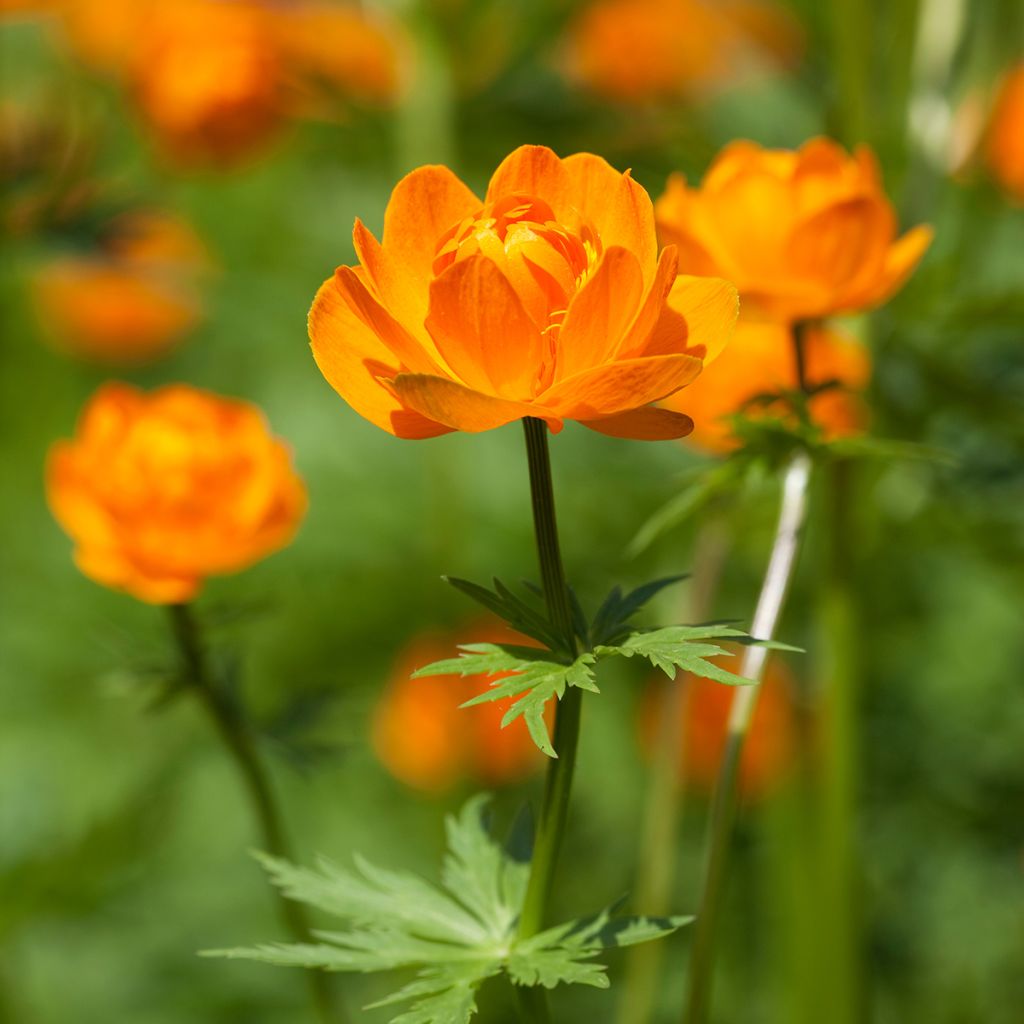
<box><xmin>640</xmin><ymin>654</ymin><xmax>797</xmax><ymax>797</ymax></box>
<box><xmin>655</xmin><ymin>138</ymin><xmax>933</xmax><ymax>322</ymax></box>
<box><xmin>31</xmin><ymin>210</ymin><xmax>211</xmax><ymax>364</ymax></box>
<box><xmin>661</xmin><ymin>320</ymin><xmax>870</xmax><ymax>451</ymax></box>
<box><xmin>567</xmin><ymin>0</ymin><xmax>802</xmax><ymax>103</ymax></box>
<box><xmin>372</xmin><ymin>623</ymin><xmax>546</xmax><ymax>793</ymax></box>
<box><xmin>47</xmin><ymin>383</ymin><xmax>307</xmax><ymax>604</ymax></box>
<box><xmin>985</xmin><ymin>63</ymin><xmax>1024</xmax><ymax>203</ymax></box>
<box><xmin>55</xmin><ymin>0</ymin><xmax>399</xmax><ymax>166</ymax></box>
<box><xmin>310</xmin><ymin>144</ymin><xmax>738</xmax><ymax>441</ymax></box>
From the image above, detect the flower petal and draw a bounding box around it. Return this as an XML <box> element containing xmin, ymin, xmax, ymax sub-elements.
<box><xmin>641</xmin><ymin>275</ymin><xmax>738</xmax><ymax>363</ymax></box>
<box><xmin>540</xmin><ymin>353</ymin><xmax>703</xmax><ymax>418</ymax></box>
<box><xmin>580</xmin><ymin>406</ymin><xmax>694</xmax><ymax>440</ymax></box>
<box><xmin>556</xmin><ymin>246</ymin><xmax>644</xmax><ymax>380</ymax></box>
<box><xmin>485</xmin><ymin>144</ymin><xmax>573</xmax><ymax>209</ymax></box>
<box><xmin>425</xmin><ymin>255</ymin><xmax>546</xmax><ymax>398</ymax></box>
<box><xmin>334</xmin><ymin>265</ymin><xmax>443</xmax><ymax>375</ymax></box>
<box><xmin>389</xmin><ymin>373</ymin><xmax>555</xmax><ymax>434</ymax></box>
<box><xmin>616</xmin><ymin>245</ymin><xmax>679</xmax><ymax>358</ymax></box>
<box><xmin>868</xmin><ymin>224</ymin><xmax>934</xmax><ymax>305</ymax></box>
<box><xmin>380</xmin><ymin>163</ymin><xmax>481</xmax><ymax>298</ymax></box>
<box><xmin>562</xmin><ymin>152</ymin><xmax>658</xmax><ymax>278</ymax></box>
<box><xmin>309</xmin><ymin>275</ymin><xmax>451</xmax><ymax>438</ymax></box>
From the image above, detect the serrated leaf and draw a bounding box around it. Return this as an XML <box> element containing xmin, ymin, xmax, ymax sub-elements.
<box><xmin>596</xmin><ymin>626</ymin><xmax>760</xmax><ymax>684</ymax></box>
<box><xmin>590</xmin><ymin>575</ymin><xmax>688</xmax><ymax>646</ymax></box>
<box><xmin>204</xmin><ymin>798</ymin><xmax>690</xmax><ymax>1023</ymax></box>
<box><xmin>443</xmin><ymin>577</ymin><xmax>562</xmax><ymax>651</ymax></box>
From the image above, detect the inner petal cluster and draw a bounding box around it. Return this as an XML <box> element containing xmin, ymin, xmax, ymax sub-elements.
<box><xmin>432</xmin><ymin>193</ymin><xmax>602</xmax><ymax>344</ymax></box>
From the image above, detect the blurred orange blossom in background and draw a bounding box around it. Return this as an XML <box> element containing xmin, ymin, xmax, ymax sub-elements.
<box><xmin>655</xmin><ymin>138</ymin><xmax>933</xmax><ymax>323</ymax></box>
<box><xmin>31</xmin><ymin>210</ymin><xmax>211</xmax><ymax>364</ymax></box>
<box><xmin>54</xmin><ymin>0</ymin><xmax>399</xmax><ymax>166</ymax></box>
<box><xmin>372</xmin><ymin>623</ymin><xmax>547</xmax><ymax>793</ymax></box>
<box><xmin>985</xmin><ymin>62</ymin><xmax>1024</xmax><ymax>202</ymax></box>
<box><xmin>664</xmin><ymin>320</ymin><xmax>870</xmax><ymax>451</ymax></box>
<box><xmin>47</xmin><ymin>383</ymin><xmax>307</xmax><ymax>604</ymax></box>
<box><xmin>309</xmin><ymin>144</ymin><xmax>738</xmax><ymax>441</ymax></box>
<box><xmin>641</xmin><ymin>654</ymin><xmax>797</xmax><ymax>797</ymax></box>
<box><xmin>567</xmin><ymin>0</ymin><xmax>802</xmax><ymax>102</ymax></box>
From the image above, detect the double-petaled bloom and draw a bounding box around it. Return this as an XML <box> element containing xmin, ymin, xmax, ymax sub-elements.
<box><xmin>47</xmin><ymin>384</ymin><xmax>307</xmax><ymax>604</ymax></box>
<box><xmin>372</xmin><ymin>623</ymin><xmax>546</xmax><ymax>793</ymax></box>
<box><xmin>655</xmin><ymin>138</ymin><xmax>933</xmax><ymax>323</ymax></box>
<box><xmin>309</xmin><ymin>145</ymin><xmax>738</xmax><ymax>440</ymax></box>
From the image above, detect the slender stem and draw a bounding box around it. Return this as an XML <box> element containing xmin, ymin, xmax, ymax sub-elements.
<box><xmin>167</xmin><ymin>603</ymin><xmax>342</xmax><ymax>1024</ymax></box>
<box><xmin>618</xmin><ymin>522</ymin><xmax>731</xmax><ymax>1024</ymax></box>
<box><xmin>518</xmin><ymin>417</ymin><xmax>582</xmax><ymax>943</ymax></box>
<box><xmin>515</xmin><ymin>982</ymin><xmax>555</xmax><ymax>1024</ymax></box>
<box><xmin>681</xmin><ymin>451</ymin><xmax>812</xmax><ymax>1024</ymax></box>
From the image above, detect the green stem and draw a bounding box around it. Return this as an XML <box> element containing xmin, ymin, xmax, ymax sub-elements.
<box><xmin>515</xmin><ymin>981</ymin><xmax>555</xmax><ymax>1024</ymax></box>
<box><xmin>167</xmin><ymin>603</ymin><xmax>343</xmax><ymax>1024</ymax></box>
<box><xmin>681</xmin><ymin>451</ymin><xmax>812</xmax><ymax>1024</ymax></box>
<box><xmin>618</xmin><ymin>523</ymin><xmax>731</xmax><ymax>1024</ymax></box>
<box><xmin>517</xmin><ymin>417</ymin><xmax>582</xmax><ymax>944</ymax></box>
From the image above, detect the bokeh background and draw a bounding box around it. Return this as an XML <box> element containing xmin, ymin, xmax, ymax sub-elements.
<box><xmin>1</xmin><ymin>1</ymin><xmax>1022</xmax><ymax>1022</ymax></box>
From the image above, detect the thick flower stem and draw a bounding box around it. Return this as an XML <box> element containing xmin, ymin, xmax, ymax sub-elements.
<box><xmin>518</xmin><ymin>417</ymin><xmax>582</xmax><ymax>944</ymax></box>
<box><xmin>167</xmin><ymin>603</ymin><xmax>343</xmax><ymax>1024</ymax></box>
<box><xmin>681</xmin><ymin>451</ymin><xmax>812</xmax><ymax>1024</ymax></box>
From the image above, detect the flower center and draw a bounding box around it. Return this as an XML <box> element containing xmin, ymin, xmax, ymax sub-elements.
<box><xmin>432</xmin><ymin>193</ymin><xmax>601</xmax><ymax>341</ymax></box>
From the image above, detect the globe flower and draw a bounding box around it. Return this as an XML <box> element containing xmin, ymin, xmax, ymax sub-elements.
<box><xmin>640</xmin><ymin>654</ymin><xmax>796</xmax><ymax>797</ymax></box>
<box><xmin>372</xmin><ymin>624</ymin><xmax>546</xmax><ymax>792</ymax></box>
<box><xmin>985</xmin><ymin>63</ymin><xmax>1024</xmax><ymax>203</ymax></box>
<box><xmin>568</xmin><ymin>0</ymin><xmax>802</xmax><ymax>103</ymax></box>
<box><xmin>47</xmin><ymin>384</ymin><xmax>307</xmax><ymax>604</ymax></box>
<box><xmin>310</xmin><ymin>144</ymin><xmax>738</xmax><ymax>440</ymax></box>
<box><xmin>661</xmin><ymin>320</ymin><xmax>870</xmax><ymax>451</ymax></box>
<box><xmin>655</xmin><ymin>138</ymin><xmax>933</xmax><ymax>322</ymax></box>
<box><xmin>31</xmin><ymin>211</ymin><xmax>210</xmax><ymax>364</ymax></box>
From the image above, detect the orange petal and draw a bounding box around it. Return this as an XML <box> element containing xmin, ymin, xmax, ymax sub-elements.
<box><xmin>334</xmin><ymin>266</ymin><xmax>442</xmax><ymax>375</ymax></box>
<box><xmin>485</xmin><ymin>144</ymin><xmax>572</xmax><ymax>210</ymax></box>
<box><xmin>309</xmin><ymin>275</ymin><xmax>451</xmax><ymax>438</ymax></box>
<box><xmin>562</xmin><ymin>152</ymin><xmax>658</xmax><ymax>278</ymax></box>
<box><xmin>581</xmin><ymin>406</ymin><xmax>694</xmax><ymax>440</ymax></box>
<box><xmin>556</xmin><ymin>246</ymin><xmax>644</xmax><ymax>380</ymax></box>
<box><xmin>425</xmin><ymin>255</ymin><xmax>546</xmax><ymax>398</ymax></box>
<box><xmin>381</xmin><ymin>163</ymin><xmax>481</xmax><ymax>295</ymax></box>
<box><xmin>641</xmin><ymin>275</ymin><xmax>738</xmax><ymax>363</ymax></box>
<box><xmin>540</xmin><ymin>353</ymin><xmax>703</xmax><ymax>418</ymax></box>
<box><xmin>870</xmin><ymin>224</ymin><xmax>934</xmax><ymax>305</ymax></box>
<box><xmin>389</xmin><ymin>373</ymin><xmax>552</xmax><ymax>434</ymax></box>
<box><xmin>616</xmin><ymin>245</ymin><xmax>680</xmax><ymax>358</ymax></box>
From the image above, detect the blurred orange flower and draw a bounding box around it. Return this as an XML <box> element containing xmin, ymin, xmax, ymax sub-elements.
<box><xmin>985</xmin><ymin>63</ymin><xmax>1024</xmax><ymax>202</ymax></box>
<box><xmin>310</xmin><ymin>144</ymin><xmax>737</xmax><ymax>441</ymax></box>
<box><xmin>568</xmin><ymin>0</ymin><xmax>802</xmax><ymax>102</ymax></box>
<box><xmin>661</xmin><ymin>320</ymin><xmax>870</xmax><ymax>451</ymax></box>
<box><xmin>47</xmin><ymin>383</ymin><xmax>307</xmax><ymax>604</ymax></box>
<box><xmin>372</xmin><ymin>624</ymin><xmax>547</xmax><ymax>792</ymax></box>
<box><xmin>641</xmin><ymin>654</ymin><xmax>797</xmax><ymax>797</ymax></box>
<box><xmin>55</xmin><ymin>0</ymin><xmax>399</xmax><ymax>166</ymax></box>
<box><xmin>31</xmin><ymin>211</ymin><xmax>210</xmax><ymax>364</ymax></box>
<box><xmin>655</xmin><ymin>138</ymin><xmax>933</xmax><ymax>322</ymax></box>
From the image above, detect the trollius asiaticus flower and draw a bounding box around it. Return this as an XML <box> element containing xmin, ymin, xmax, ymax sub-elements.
<box><xmin>309</xmin><ymin>144</ymin><xmax>738</xmax><ymax>440</ymax></box>
<box><xmin>47</xmin><ymin>383</ymin><xmax>307</xmax><ymax>604</ymax></box>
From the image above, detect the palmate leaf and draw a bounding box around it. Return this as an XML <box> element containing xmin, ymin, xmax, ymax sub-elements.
<box><xmin>204</xmin><ymin>797</ymin><xmax>689</xmax><ymax>1024</ymax></box>
<box><xmin>413</xmin><ymin>644</ymin><xmax>597</xmax><ymax>758</ymax></box>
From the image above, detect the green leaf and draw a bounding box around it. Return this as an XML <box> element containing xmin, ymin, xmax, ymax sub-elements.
<box><xmin>414</xmin><ymin>644</ymin><xmax>598</xmax><ymax>758</ymax></box>
<box><xmin>589</xmin><ymin>575</ymin><xmax>688</xmax><ymax>646</ymax></box>
<box><xmin>596</xmin><ymin>625</ymin><xmax>763</xmax><ymax>684</ymax></box>
<box><xmin>442</xmin><ymin>577</ymin><xmax>563</xmax><ymax>651</ymax></box>
<box><xmin>204</xmin><ymin>798</ymin><xmax>690</xmax><ymax>1024</ymax></box>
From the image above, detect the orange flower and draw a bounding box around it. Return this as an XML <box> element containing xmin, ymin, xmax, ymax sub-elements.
<box><xmin>568</xmin><ymin>0</ymin><xmax>802</xmax><ymax>102</ymax></box>
<box><xmin>655</xmin><ymin>138</ymin><xmax>932</xmax><ymax>322</ymax></box>
<box><xmin>310</xmin><ymin>145</ymin><xmax>738</xmax><ymax>441</ymax></box>
<box><xmin>985</xmin><ymin>63</ymin><xmax>1024</xmax><ymax>203</ymax></box>
<box><xmin>31</xmin><ymin>211</ymin><xmax>210</xmax><ymax>364</ymax></box>
<box><xmin>55</xmin><ymin>0</ymin><xmax>399</xmax><ymax>166</ymax></box>
<box><xmin>129</xmin><ymin>0</ymin><xmax>284</xmax><ymax>166</ymax></box>
<box><xmin>661</xmin><ymin>320</ymin><xmax>870</xmax><ymax>451</ymax></box>
<box><xmin>47</xmin><ymin>383</ymin><xmax>307</xmax><ymax>604</ymax></box>
<box><xmin>640</xmin><ymin>655</ymin><xmax>796</xmax><ymax>797</ymax></box>
<box><xmin>372</xmin><ymin>624</ymin><xmax>547</xmax><ymax>792</ymax></box>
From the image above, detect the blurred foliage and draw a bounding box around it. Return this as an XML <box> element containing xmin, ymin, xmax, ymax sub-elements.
<box><xmin>1</xmin><ymin>1</ymin><xmax>1022</xmax><ymax>1023</ymax></box>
